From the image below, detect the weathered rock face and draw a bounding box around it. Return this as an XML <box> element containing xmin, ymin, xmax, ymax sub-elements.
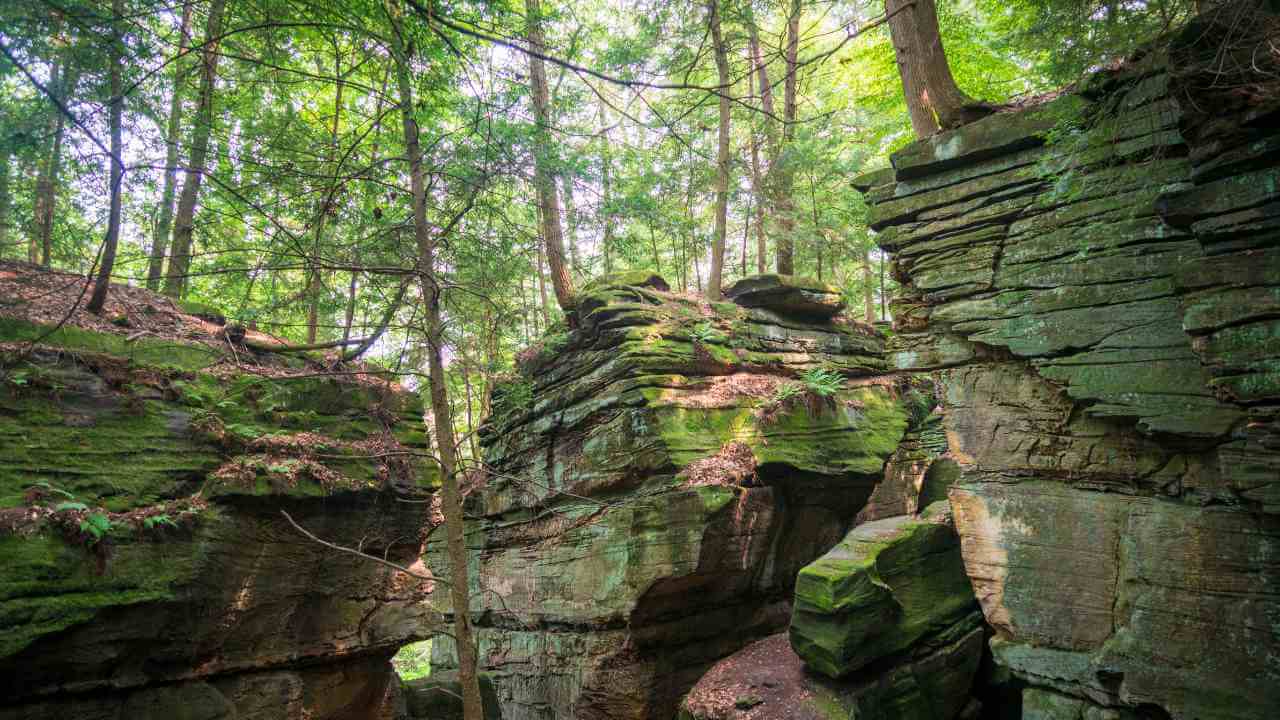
<box><xmin>857</xmin><ymin>8</ymin><xmax>1280</xmax><ymax>719</ymax></box>
<box><xmin>0</xmin><ymin>292</ymin><xmax>437</xmax><ymax>719</ymax></box>
<box><xmin>429</xmin><ymin>274</ymin><xmax>919</xmax><ymax>720</ymax></box>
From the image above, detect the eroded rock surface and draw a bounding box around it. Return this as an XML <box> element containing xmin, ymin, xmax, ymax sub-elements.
<box><xmin>429</xmin><ymin>274</ymin><xmax>920</xmax><ymax>720</ymax></box>
<box><xmin>856</xmin><ymin>8</ymin><xmax>1280</xmax><ymax>718</ymax></box>
<box><xmin>0</xmin><ymin>284</ymin><xmax>437</xmax><ymax>720</ymax></box>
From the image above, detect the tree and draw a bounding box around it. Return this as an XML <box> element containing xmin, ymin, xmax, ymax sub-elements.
<box><xmin>387</xmin><ymin>2</ymin><xmax>485</xmax><ymax>717</ymax></box>
<box><xmin>885</xmin><ymin>0</ymin><xmax>987</xmax><ymax>138</ymax></box>
<box><xmin>87</xmin><ymin>0</ymin><xmax>125</xmax><ymax>314</ymax></box>
<box><xmin>146</xmin><ymin>1</ymin><xmax>194</xmax><ymax>290</ymax></box>
<box><xmin>706</xmin><ymin>0</ymin><xmax>731</xmax><ymax>299</ymax></box>
<box><xmin>526</xmin><ymin>0</ymin><xmax>576</xmax><ymax>317</ymax></box>
<box><xmin>30</xmin><ymin>54</ymin><xmax>71</xmax><ymax>267</ymax></box>
<box><xmin>164</xmin><ymin>0</ymin><xmax>228</xmax><ymax>298</ymax></box>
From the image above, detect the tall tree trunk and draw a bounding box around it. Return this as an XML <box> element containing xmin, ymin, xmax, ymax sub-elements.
<box><xmin>598</xmin><ymin>107</ymin><xmax>615</xmax><ymax>275</ymax></box>
<box><xmin>535</xmin><ymin>237</ymin><xmax>551</xmax><ymax>329</ymax></box>
<box><xmin>885</xmin><ymin>0</ymin><xmax>980</xmax><ymax>138</ymax></box>
<box><xmin>561</xmin><ymin>173</ymin><xmax>580</xmax><ymax>275</ymax></box>
<box><xmin>744</xmin><ymin>42</ymin><xmax>767</xmax><ymax>275</ymax></box>
<box><xmin>387</xmin><ymin>3</ymin><xmax>484</xmax><ymax>718</ymax></box>
<box><xmin>706</xmin><ymin>0</ymin><xmax>731</xmax><ymax>300</ymax></box>
<box><xmin>306</xmin><ymin>43</ymin><xmax>348</xmax><ymax>344</ymax></box>
<box><xmin>0</xmin><ymin>149</ymin><xmax>11</xmax><ymax>258</ymax></box>
<box><xmin>87</xmin><ymin>0</ymin><xmax>125</xmax><ymax>314</ymax></box>
<box><xmin>526</xmin><ymin>0</ymin><xmax>575</xmax><ymax>315</ymax></box>
<box><xmin>808</xmin><ymin>172</ymin><xmax>822</xmax><ymax>281</ymax></box>
<box><xmin>32</xmin><ymin>59</ymin><xmax>68</xmax><ymax>267</ymax></box>
<box><xmin>862</xmin><ymin>246</ymin><xmax>875</xmax><ymax>323</ymax></box>
<box><xmin>741</xmin><ymin>191</ymin><xmax>751</xmax><ymax>277</ymax></box>
<box><xmin>164</xmin><ymin>0</ymin><xmax>227</xmax><ymax>298</ymax></box>
<box><xmin>147</xmin><ymin>1</ymin><xmax>194</xmax><ymax>290</ymax></box>
<box><xmin>773</xmin><ymin>0</ymin><xmax>801</xmax><ymax>275</ymax></box>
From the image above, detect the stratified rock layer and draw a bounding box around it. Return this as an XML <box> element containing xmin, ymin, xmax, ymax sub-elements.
<box><xmin>429</xmin><ymin>274</ymin><xmax>915</xmax><ymax>720</ymax></box>
<box><xmin>856</xmin><ymin>9</ymin><xmax>1280</xmax><ymax>719</ymax></box>
<box><xmin>0</xmin><ymin>294</ymin><xmax>436</xmax><ymax>719</ymax></box>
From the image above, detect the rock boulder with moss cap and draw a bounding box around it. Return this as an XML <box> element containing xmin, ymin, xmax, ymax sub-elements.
<box><xmin>723</xmin><ymin>274</ymin><xmax>847</xmax><ymax>319</ymax></box>
<box><xmin>790</xmin><ymin>501</ymin><xmax>981</xmax><ymax>681</ymax></box>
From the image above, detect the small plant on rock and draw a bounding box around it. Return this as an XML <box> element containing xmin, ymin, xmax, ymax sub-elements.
<box><xmin>800</xmin><ymin>366</ymin><xmax>844</xmax><ymax>397</ymax></box>
<box><xmin>689</xmin><ymin>322</ymin><xmax>716</xmax><ymax>345</ymax></box>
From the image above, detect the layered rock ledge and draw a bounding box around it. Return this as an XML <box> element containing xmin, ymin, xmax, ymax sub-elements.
<box><xmin>0</xmin><ymin>266</ymin><xmax>438</xmax><ymax>720</ymax></box>
<box><xmin>855</xmin><ymin>9</ymin><xmax>1280</xmax><ymax>719</ymax></box>
<box><xmin>428</xmin><ymin>272</ymin><xmax>935</xmax><ymax>720</ymax></box>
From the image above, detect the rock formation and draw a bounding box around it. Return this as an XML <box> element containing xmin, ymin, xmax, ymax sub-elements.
<box><xmin>0</xmin><ymin>271</ymin><xmax>437</xmax><ymax>720</ymax></box>
<box><xmin>854</xmin><ymin>9</ymin><xmax>1280</xmax><ymax>718</ymax></box>
<box><xmin>428</xmin><ymin>272</ymin><xmax>929</xmax><ymax>719</ymax></box>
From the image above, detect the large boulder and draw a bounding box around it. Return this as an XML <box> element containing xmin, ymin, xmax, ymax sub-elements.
<box><xmin>790</xmin><ymin>502</ymin><xmax>981</xmax><ymax>682</ymax></box>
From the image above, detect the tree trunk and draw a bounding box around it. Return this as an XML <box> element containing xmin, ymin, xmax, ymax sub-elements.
<box><xmin>773</xmin><ymin>0</ymin><xmax>801</xmax><ymax>275</ymax></box>
<box><xmin>706</xmin><ymin>0</ymin><xmax>731</xmax><ymax>301</ymax></box>
<box><xmin>599</xmin><ymin>107</ymin><xmax>615</xmax><ymax>275</ymax></box>
<box><xmin>744</xmin><ymin>43</ymin><xmax>766</xmax><ymax>276</ymax></box>
<box><xmin>164</xmin><ymin>0</ymin><xmax>227</xmax><ymax>298</ymax></box>
<box><xmin>87</xmin><ymin>0</ymin><xmax>125</xmax><ymax>314</ymax></box>
<box><xmin>306</xmin><ymin>43</ymin><xmax>348</xmax><ymax>344</ymax></box>
<box><xmin>885</xmin><ymin>0</ymin><xmax>980</xmax><ymax>138</ymax></box>
<box><xmin>147</xmin><ymin>0</ymin><xmax>194</xmax><ymax>290</ymax></box>
<box><xmin>32</xmin><ymin>60</ymin><xmax>70</xmax><ymax>267</ymax></box>
<box><xmin>0</xmin><ymin>149</ymin><xmax>11</xmax><ymax>259</ymax></box>
<box><xmin>862</xmin><ymin>247</ymin><xmax>875</xmax><ymax>323</ymax></box>
<box><xmin>808</xmin><ymin>172</ymin><xmax>822</xmax><ymax>281</ymax></box>
<box><xmin>536</xmin><ymin>236</ymin><xmax>551</xmax><ymax>330</ymax></box>
<box><xmin>526</xmin><ymin>0</ymin><xmax>576</xmax><ymax>315</ymax></box>
<box><xmin>387</xmin><ymin>3</ymin><xmax>484</xmax><ymax>718</ymax></box>
<box><xmin>561</xmin><ymin>173</ymin><xmax>580</xmax><ymax>276</ymax></box>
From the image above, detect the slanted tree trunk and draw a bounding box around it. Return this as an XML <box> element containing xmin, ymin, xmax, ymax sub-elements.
<box><xmin>526</xmin><ymin>0</ymin><xmax>575</xmax><ymax>316</ymax></box>
<box><xmin>706</xmin><ymin>0</ymin><xmax>731</xmax><ymax>300</ymax></box>
<box><xmin>387</xmin><ymin>2</ymin><xmax>484</xmax><ymax>718</ymax></box>
<box><xmin>146</xmin><ymin>1</ymin><xmax>194</xmax><ymax>290</ymax></box>
<box><xmin>87</xmin><ymin>0</ymin><xmax>125</xmax><ymax>314</ymax></box>
<box><xmin>885</xmin><ymin>0</ymin><xmax>982</xmax><ymax>138</ymax></box>
<box><xmin>163</xmin><ymin>0</ymin><xmax>227</xmax><ymax>298</ymax></box>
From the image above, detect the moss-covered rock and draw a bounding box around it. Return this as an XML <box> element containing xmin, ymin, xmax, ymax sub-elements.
<box><xmin>790</xmin><ymin>502</ymin><xmax>980</xmax><ymax>680</ymax></box>
<box><xmin>428</xmin><ymin>273</ymin><xmax>914</xmax><ymax>720</ymax></box>
<box><xmin>856</xmin><ymin>23</ymin><xmax>1280</xmax><ymax>719</ymax></box>
<box><xmin>723</xmin><ymin>274</ymin><xmax>847</xmax><ymax>318</ymax></box>
<box><xmin>0</xmin><ymin>299</ymin><xmax>436</xmax><ymax>720</ymax></box>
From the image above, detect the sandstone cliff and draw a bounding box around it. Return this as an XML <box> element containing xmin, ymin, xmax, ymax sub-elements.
<box><xmin>855</xmin><ymin>10</ymin><xmax>1280</xmax><ymax>719</ymax></box>
<box><xmin>0</xmin><ymin>265</ymin><xmax>438</xmax><ymax>720</ymax></box>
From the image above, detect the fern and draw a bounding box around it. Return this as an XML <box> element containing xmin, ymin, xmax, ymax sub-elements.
<box><xmin>800</xmin><ymin>367</ymin><xmax>845</xmax><ymax>397</ymax></box>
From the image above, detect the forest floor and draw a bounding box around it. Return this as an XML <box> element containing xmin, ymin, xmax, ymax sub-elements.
<box><xmin>0</xmin><ymin>260</ymin><xmax>397</xmax><ymax>387</ymax></box>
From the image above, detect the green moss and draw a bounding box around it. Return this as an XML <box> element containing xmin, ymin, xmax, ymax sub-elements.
<box><xmin>0</xmin><ymin>316</ymin><xmax>219</xmax><ymax>372</ymax></box>
<box><xmin>0</xmin><ymin>528</ymin><xmax>205</xmax><ymax>659</ymax></box>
